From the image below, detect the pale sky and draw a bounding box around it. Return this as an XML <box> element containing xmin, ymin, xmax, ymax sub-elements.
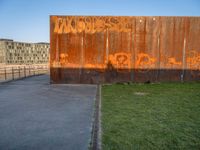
<box><xmin>0</xmin><ymin>0</ymin><xmax>199</xmax><ymax>43</ymax></box>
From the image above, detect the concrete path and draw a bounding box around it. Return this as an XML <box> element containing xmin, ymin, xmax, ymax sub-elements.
<box><xmin>0</xmin><ymin>75</ymin><xmax>97</xmax><ymax>150</ymax></box>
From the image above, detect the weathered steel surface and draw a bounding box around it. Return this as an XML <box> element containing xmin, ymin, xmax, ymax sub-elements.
<box><xmin>50</xmin><ymin>16</ymin><xmax>200</xmax><ymax>84</ymax></box>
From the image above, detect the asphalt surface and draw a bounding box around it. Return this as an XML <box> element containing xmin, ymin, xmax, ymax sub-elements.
<box><xmin>0</xmin><ymin>75</ymin><xmax>97</xmax><ymax>150</ymax></box>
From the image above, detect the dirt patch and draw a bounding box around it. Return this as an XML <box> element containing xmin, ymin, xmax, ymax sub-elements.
<box><xmin>134</xmin><ymin>92</ymin><xmax>148</xmax><ymax>96</ymax></box>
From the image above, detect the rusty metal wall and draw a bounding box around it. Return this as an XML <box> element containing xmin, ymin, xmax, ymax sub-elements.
<box><xmin>50</xmin><ymin>16</ymin><xmax>200</xmax><ymax>84</ymax></box>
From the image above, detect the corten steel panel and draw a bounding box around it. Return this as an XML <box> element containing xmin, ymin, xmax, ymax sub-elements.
<box><xmin>159</xmin><ymin>17</ymin><xmax>185</xmax><ymax>81</ymax></box>
<box><xmin>50</xmin><ymin>16</ymin><xmax>200</xmax><ymax>84</ymax></box>
<box><xmin>134</xmin><ymin>17</ymin><xmax>160</xmax><ymax>82</ymax></box>
<box><xmin>81</xmin><ymin>17</ymin><xmax>107</xmax><ymax>83</ymax></box>
<box><xmin>185</xmin><ymin>17</ymin><xmax>200</xmax><ymax>81</ymax></box>
<box><xmin>50</xmin><ymin>16</ymin><xmax>83</xmax><ymax>83</ymax></box>
<box><xmin>106</xmin><ymin>17</ymin><xmax>133</xmax><ymax>83</ymax></box>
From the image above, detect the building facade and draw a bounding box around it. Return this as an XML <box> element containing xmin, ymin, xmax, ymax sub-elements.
<box><xmin>0</xmin><ymin>39</ymin><xmax>49</xmax><ymax>65</ymax></box>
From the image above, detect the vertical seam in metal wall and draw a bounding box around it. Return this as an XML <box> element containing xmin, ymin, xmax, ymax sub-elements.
<box><xmin>49</xmin><ymin>16</ymin><xmax>51</xmax><ymax>68</ymax></box>
<box><xmin>80</xmin><ymin>17</ymin><xmax>84</xmax><ymax>82</ymax></box>
<box><xmin>81</xmin><ymin>32</ymin><xmax>84</xmax><ymax>80</ymax></box>
<box><xmin>134</xmin><ymin>18</ymin><xmax>136</xmax><ymax>81</ymax></box>
<box><xmin>182</xmin><ymin>17</ymin><xmax>187</xmax><ymax>82</ymax></box>
<box><xmin>130</xmin><ymin>17</ymin><xmax>134</xmax><ymax>81</ymax></box>
<box><xmin>49</xmin><ymin>16</ymin><xmax>52</xmax><ymax>81</ymax></box>
<box><xmin>182</xmin><ymin>38</ymin><xmax>186</xmax><ymax>81</ymax></box>
<box><xmin>106</xmin><ymin>28</ymin><xmax>109</xmax><ymax>64</ymax></box>
<box><xmin>157</xmin><ymin>17</ymin><xmax>161</xmax><ymax>81</ymax></box>
<box><xmin>56</xmin><ymin>34</ymin><xmax>59</xmax><ymax>63</ymax></box>
<box><xmin>144</xmin><ymin>17</ymin><xmax>147</xmax><ymax>55</ymax></box>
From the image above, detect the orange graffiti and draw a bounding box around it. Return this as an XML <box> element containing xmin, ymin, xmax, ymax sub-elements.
<box><xmin>167</xmin><ymin>57</ymin><xmax>182</xmax><ymax>66</ymax></box>
<box><xmin>53</xmin><ymin>16</ymin><xmax>132</xmax><ymax>34</ymax></box>
<box><xmin>84</xmin><ymin>63</ymin><xmax>105</xmax><ymax>69</ymax></box>
<box><xmin>60</xmin><ymin>53</ymin><xmax>68</xmax><ymax>66</ymax></box>
<box><xmin>187</xmin><ymin>51</ymin><xmax>200</xmax><ymax>70</ymax></box>
<box><xmin>94</xmin><ymin>18</ymin><xmax>106</xmax><ymax>32</ymax></box>
<box><xmin>77</xmin><ymin>18</ymin><xmax>86</xmax><ymax>33</ymax></box>
<box><xmin>52</xmin><ymin>61</ymin><xmax>61</xmax><ymax>68</ymax></box>
<box><xmin>108</xmin><ymin>52</ymin><xmax>131</xmax><ymax>71</ymax></box>
<box><xmin>136</xmin><ymin>53</ymin><xmax>156</xmax><ymax>72</ymax></box>
<box><xmin>54</xmin><ymin>17</ymin><xmax>77</xmax><ymax>34</ymax></box>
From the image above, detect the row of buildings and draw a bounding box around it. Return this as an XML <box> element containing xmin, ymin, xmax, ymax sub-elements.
<box><xmin>0</xmin><ymin>39</ymin><xmax>49</xmax><ymax>65</ymax></box>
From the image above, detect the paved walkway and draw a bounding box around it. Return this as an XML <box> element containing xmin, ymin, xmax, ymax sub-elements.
<box><xmin>0</xmin><ymin>75</ymin><xmax>97</xmax><ymax>150</ymax></box>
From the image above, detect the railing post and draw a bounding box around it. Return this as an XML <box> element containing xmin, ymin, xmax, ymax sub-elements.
<box><xmin>36</xmin><ymin>66</ymin><xmax>38</xmax><ymax>75</ymax></box>
<box><xmin>24</xmin><ymin>66</ymin><xmax>26</xmax><ymax>77</ymax></box>
<box><xmin>4</xmin><ymin>67</ymin><xmax>7</xmax><ymax>80</ymax></box>
<box><xmin>33</xmin><ymin>66</ymin><xmax>35</xmax><ymax>75</ymax></box>
<box><xmin>12</xmin><ymin>67</ymin><xmax>14</xmax><ymax>80</ymax></box>
<box><xmin>18</xmin><ymin>66</ymin><xmax>21</xmax><ymax>78</ymax></box>
<box><xmin>29</xmin><ymin>66</ymin><xmax>31</xmax><ymax>76</ymax></box>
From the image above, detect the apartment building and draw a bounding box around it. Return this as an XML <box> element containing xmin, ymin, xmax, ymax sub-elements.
<box><xmin>0</xmin><ymin>39</ymin><xmax>49</xmax><ymax>65</ymax></box>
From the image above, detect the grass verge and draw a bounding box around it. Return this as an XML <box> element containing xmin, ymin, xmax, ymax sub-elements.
<box><xmin>102</xmin><ymin>82</ymin><xmax>200</xmax><ymax>149</ymax></box>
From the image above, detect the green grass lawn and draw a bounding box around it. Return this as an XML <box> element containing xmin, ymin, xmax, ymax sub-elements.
<box><xmin>102</xmin><ymin>82</ymin><xmax>200</xmax><ymax>150</ymax></box>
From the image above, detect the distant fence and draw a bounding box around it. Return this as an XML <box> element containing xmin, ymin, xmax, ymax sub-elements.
<box><xmin>50</xmin><ymin>16</ymin><xmax>200</xmax><ymax>84</ymax></box>
<box><xmin>0</xmin><ymin>65</ymin><xmax>49</xmax><ymax>82</ymax></box>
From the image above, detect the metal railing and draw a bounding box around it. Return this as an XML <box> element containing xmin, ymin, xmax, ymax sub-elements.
<box><xmin>0</xmin><ymin>65</ymin><xmax>49</xmax><ymax>82</ymax></box>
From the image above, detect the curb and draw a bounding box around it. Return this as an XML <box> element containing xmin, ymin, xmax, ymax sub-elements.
<box><xmin>90</xmin><ymin>84</ymin><xmax>102</xmax><ymax>150</ymax></box>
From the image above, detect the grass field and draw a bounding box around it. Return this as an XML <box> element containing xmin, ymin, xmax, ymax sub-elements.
<box><xmin>102</xmin><ymin>82</ymin><xmax>200</xmax><ymax>150</ymax></box>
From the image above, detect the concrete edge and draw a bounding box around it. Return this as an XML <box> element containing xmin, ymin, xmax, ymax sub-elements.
<box><xmin>89</xmin><ymin>84</ymin><xmax>102</xmax><ymax>150</ymax></box>
<box><xmin>98</xmin><ymin>84</ymin><xmax>102</xmax><ymax>150</ymax></box>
